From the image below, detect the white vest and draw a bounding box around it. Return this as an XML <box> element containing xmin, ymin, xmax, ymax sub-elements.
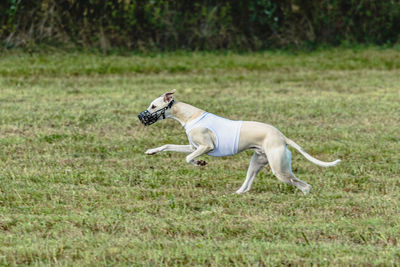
<box><xmin>184</xmin><ymin>112</ymin><xmax>242</xmax><ymax>157</ymax></box>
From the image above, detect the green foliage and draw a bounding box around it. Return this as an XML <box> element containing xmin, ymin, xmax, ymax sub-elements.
<box><xmin>0</xmin><ymin>48</ymin><xmax>399</xmax><ymax>265</ymax></box>
<box><xmin>1</xmin><ymin>0</ymin><xmax>400</xmax><ymax>50</ymax></box>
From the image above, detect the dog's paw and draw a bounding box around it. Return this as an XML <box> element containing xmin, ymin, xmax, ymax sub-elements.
<box><xmin>235</xmin><ymin>188</ymin><xmax>248</xmax><ymax>194</ymax></box>
<box><xmin>196</xmin><ymin>160</ymin><xmax>207</xmax><ymax>166</ymax></box>
<box><xmin>145</xmin><ymin>148</ymin><xmax>158</xmax><ymax>155</ymax></box>
<box><xmin>301</xmin><ymin>185</ymin><xmax>312</xmax><ymax>195</ymax></box>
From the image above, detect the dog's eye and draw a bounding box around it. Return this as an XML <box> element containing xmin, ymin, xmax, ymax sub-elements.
<box><xmin>151</xmin><ymin>105</ymin><xmax>156</xmax><ymax>109</ymax></box>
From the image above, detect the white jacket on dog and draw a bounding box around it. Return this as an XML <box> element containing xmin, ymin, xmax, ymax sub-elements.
<box><xmin>184</xmin><ymin>112</ymin><xmax>242</xmax><ymax>157</ymax></box>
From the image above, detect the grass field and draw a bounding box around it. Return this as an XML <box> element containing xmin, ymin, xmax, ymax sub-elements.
<box><xmin>0</xmin><ymin>47</ymin><xmax>399</xmax><ymax>265</ymax></box>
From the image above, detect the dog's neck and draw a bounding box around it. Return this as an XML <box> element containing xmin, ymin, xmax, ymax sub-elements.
<box><xmin>168</xmin><ymin>101</ymin><xmax>205</xmax><ymax>127</ymax></box>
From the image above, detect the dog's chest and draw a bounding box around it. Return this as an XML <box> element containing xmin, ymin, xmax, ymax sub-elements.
<box><xmin>184</xmin><ymin>112</ymin><xmax>242</xmax><ymax>157</ymax></box>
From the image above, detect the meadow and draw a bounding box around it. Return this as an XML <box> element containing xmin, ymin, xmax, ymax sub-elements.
<box><xmin>0</xmin><ymin>47</ymin><xmax>399</xmax><ymax>265</ymax></box>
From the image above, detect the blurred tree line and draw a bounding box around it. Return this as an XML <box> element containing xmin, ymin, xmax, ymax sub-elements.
<box><xmin>1</xmin><ymin>0</ymin><xmax>400</xmax><ymax>51</ymax></box>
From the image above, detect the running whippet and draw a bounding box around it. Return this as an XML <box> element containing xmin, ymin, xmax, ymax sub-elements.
<box><xmin>138</xmin><ymin>89</ymin><xmax>341</xmax><ymax>194</ymax></box>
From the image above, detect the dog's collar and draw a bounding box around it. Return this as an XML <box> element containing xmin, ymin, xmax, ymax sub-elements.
<box><xmin>167</xmin><ymin>99</ymin><xmax>175</xmax><ymax>109</ymax></box>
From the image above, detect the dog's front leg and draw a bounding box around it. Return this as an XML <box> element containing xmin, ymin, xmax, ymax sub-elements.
<box><xmin>185</xmin><ymin>145</ymin><xmax>213</xmax><ymax>166</ymax></box>
<box><xmin>185</xmin><ymin>127</ymin><xmax>216</xmax><ymax>166</ymax></box>
<box><xmin>145</xmin><ymin>145</ymin><xmax>195</xmax><ymax>155</ymax></box>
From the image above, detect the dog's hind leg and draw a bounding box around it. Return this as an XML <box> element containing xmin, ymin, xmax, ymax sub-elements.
<box><xmin>236</xmin><ymin>151</ymin><xmax>268</xmax><ymax>194</ymax></box>
<box><xmin>265</xmin><ymin>143</ymin><xmax>311</xmax><ymax>195</ymax></box>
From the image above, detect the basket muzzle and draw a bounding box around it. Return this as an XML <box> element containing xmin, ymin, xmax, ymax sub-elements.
<box><xmin>138</xmin><ymin>100</ymin><xmax>174</xmax><ymax>126</ymax></box>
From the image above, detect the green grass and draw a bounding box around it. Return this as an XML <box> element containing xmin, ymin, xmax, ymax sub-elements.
<box><xmin>0</xmin><ymin>47</ymin><xmax>399</xmax><ymax>266</ymax></box>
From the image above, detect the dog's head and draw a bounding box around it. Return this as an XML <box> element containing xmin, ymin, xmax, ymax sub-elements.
<box><xmin>138</xmin><ymin>89</ymin><xmax>176</xmax><ymax>126</ymax></box>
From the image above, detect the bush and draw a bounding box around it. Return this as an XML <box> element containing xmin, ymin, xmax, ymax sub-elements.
<box><xmin>1</xmin><ymin>0</ymin><xmax>400</xmax><ymax>50</ymax></box>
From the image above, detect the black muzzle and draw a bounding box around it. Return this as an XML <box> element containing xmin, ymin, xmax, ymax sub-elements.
<box><xmin>138</xmin><ymin>100</ymin><xmax>174</xmax><ymax>126</ymax></box>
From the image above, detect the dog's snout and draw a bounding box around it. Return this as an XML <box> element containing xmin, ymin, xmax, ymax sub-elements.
<box><xmin>138</xmin><ymin>100</ymin><xmax>174</xmax><ymax>126</ymax></box>
<box><xmin>138</xmin><ymin>110</ymin><xmax>151</xmax><ymax>126</ymax></box>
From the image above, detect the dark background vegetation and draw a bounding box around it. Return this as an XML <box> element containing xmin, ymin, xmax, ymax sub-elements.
<box><xmin>1</xmin><ymin>0</ymin><xmax>400</xmax><ymax>51</ymax></box>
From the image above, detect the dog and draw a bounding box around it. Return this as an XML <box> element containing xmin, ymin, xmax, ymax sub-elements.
<box><xmin>138</xmin><ymin>89</ymin><xmax>341</xmax><ymax>194</ymax></box>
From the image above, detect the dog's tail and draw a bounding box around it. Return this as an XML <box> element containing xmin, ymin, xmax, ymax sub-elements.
<box><xmin>285</xmin><ymin>138</ymin><xmax>341</xmax><ymax>167</ymax></box>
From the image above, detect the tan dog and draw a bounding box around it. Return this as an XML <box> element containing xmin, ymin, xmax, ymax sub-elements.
<box><xmin>138</xmin><ymin>90</ymin><xmax>341</xmax><ymax>194</ymax></box>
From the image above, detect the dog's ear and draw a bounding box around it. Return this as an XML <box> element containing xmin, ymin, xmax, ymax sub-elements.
<box><xmin>163</xmin><ymin>89</ymin><xmax>176</xmax><ymax>103</ymax></box>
